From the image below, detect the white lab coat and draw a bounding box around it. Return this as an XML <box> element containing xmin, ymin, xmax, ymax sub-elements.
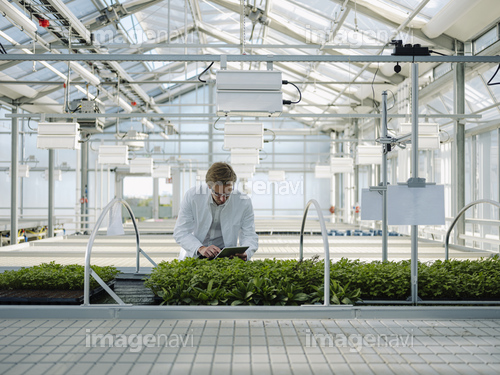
<box><xmin>173</xmin><ymin>185</ymin><xmax>258</xmax><ymax>260</ymax></box>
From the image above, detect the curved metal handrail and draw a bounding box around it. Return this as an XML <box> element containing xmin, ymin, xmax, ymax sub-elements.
<box><xmin>445</xmin><ymin>199</ymin><xmax>500</xmax><ymax>260</ymax></box>
<box><xmin>299</xmin><ymin>199</ymin><xmax>331</xmax><ymax>306</ymax></box>
<box><xmin>83</xmin><ymin>198</ymin><xmax>158</xmax><ymax>306</ymax></box>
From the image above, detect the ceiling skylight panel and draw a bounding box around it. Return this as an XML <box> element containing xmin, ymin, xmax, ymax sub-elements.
<box><xmin>200</xmin><ymin>0</ymin><xmax>241</xmax><ymax>24</ymax></box>
<box><xmin>272</xmin><ymin>0</ymin><xmax>332</xmax><ymax>29</ymax></box>
<box><xmin>378</xmin><ymin>0</ymin><xmax>448</xmax><ymax>18</ymax></box>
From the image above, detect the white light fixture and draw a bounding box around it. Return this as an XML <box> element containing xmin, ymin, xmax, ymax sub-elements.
<box><xmin>37</xmin><ymin>122</ymin><xmax>80</xmax><ymax>150</ymax></box>
<box><xmin>231</xmin><ymin>149</ymin><xmax>260</xmax><ymax>164</ymax></box>
<box><xmin>330</xmin><ymin>157</ymin><xmax>354</xmax><ymax>173</ymax></box>
<box><xmin>356</xmin><ymin>145</ymin><xmax>382</xmax><ymax>165</ymax></box>
<box><xmin>117</xmin><ymin>129</ymin><xmax>148</xmax><ymax>150</ymax></box>
<box><xmin>8</xmin><ymin>164</ymin><xmax>30</xmax><ymax>178</ymax></box>
<box><xmin>98</xmin><ymin>145</ymin><xmax>129</xmax><ymax>165</ymax></box>
<box><xmin>232</xmin><ymin>164</ymin><xmax>256</xmax><ymax>175</ymax></box>
<box><xmin>142</xmin><ymin>118</ymin><xmax>154</xmax><ymax>130</ymax></box>
<box><xmin>160</xmin><ymin>132</ymin><xmax>169</xmax><ymax>140</ymax></box>
<box><xmin>152</xmin><ymin>165</ymin><xmax>171</xmax><ymax>179</ymax></box>
<box><xmin>0</xmin><ymin>0</ymin><xmax>38</xmax><ymax>40</ymax></box>
<box><xmin>224</xmin><ymin>122</ymin><xmax>264</xmax><ymax>150</ymax></box>
<box><xmin>315</xmin><ymin>165</ymin><xmax>331</xmax><ymax>179</ymax></box>
<box><xmin>130</xmin><ymin>158</ymin><xmax>153</xmax><ymax>175</ymax></box>
<box><xmin>216</xmin><ymin>70</ymin><xmax>283</xmax><ymax>117</ymax></box>
<box><xmin>43</xmin><ymin>169</ymin><xmax>63</xmax><ymax>181</ymax></box>
<box><xmin>268</xmin><ymin>170</ymin><xmax>286</xmax><ymax>181</ymax></box>
<box><xmin>399</xmin><ymin>123</ymin><xmax>440</xmax><ymax>150</ymax></box>
<box><xmin>45</xmin><ymin>0</ymin><xmax>91</xmax><ymax>43</ymax></box>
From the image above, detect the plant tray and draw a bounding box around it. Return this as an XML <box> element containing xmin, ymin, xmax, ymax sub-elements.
<box><xmin>0</xmin><ymin>281</ymin><xmax>115</xmax><ymax>305</ymax></box>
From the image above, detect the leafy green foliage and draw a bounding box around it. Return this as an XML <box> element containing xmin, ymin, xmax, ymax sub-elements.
<box><xmin>146</xmin><ymin>256</ymin><xmax>500</xmax><ymax>305</ymax></box>
<box><xmin>0</xmin><ymin>261</ymin><xmax>121</xmax><ymax>291</ymax></box>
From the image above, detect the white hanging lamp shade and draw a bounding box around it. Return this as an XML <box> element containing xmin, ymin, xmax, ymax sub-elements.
<box><xmin>130</xmin><ymin>158</ymin><xmax>153</xmax><ymax>174</ymax></box>
<box><xmin>356</xmin><ymin>146</ymin><xmax>382</xmax><ymax>165</ymax></box>
<box><xmin>268</xmin><ymin>170</ymin><xmax>286</xmax><ymax>181</ymax></box>
<box><xmin>98</xmin><ymin>145</ymin><xmax>129</xmax><ymax>165</ymax></box>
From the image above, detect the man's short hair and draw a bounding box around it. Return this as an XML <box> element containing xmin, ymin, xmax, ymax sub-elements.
<box><xmin>206</xmin><ymin>162</ymin><xmax>237</xmax><ymax>186</ymax></box>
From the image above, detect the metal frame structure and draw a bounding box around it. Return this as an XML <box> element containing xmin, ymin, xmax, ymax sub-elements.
<box><xmin>83</xmin><ymin>197</ymin><xmax>158</xmax><ymax>306</ymax></box>
<box><xmin>298</xmin><ymin>199</ymin><xmax>330</xmax><ymax>307</ymax></box>
<box><xmin>445</xmin><ymin>199</ymin><xmax>500</xmax><ymax>260</ymax></box>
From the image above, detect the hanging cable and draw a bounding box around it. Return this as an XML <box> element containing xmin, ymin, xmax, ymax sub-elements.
<box><xmin>264</xmin><ymin>128</ymin><xmax>276</xmax><ymax>143</ymax></box>
<box><xmin>487</xmin><ymin>61</ymin><xmax>500</xmax><ymax>86</ymax></box>
<box><xmin>282</xmin><ymin>80</ymin><xmax>302</xmax><ymax>105</ymax></box>
<box><xmin>198</xmin><ymin>62</ymin><xmax>214</xmax><ymax>83</ymax></box>
<box><xmin>213</xmin><ymin>117</ymin><xmax>223</xmax><ymax>131</ymax></box>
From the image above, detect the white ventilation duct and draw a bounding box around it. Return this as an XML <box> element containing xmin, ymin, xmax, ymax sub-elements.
<box><xmin>422</xmin><ymin>0</ymin><xmax>481</xmax><ymax>39</ymax></box>
<box><xmin>422</xmin><ymin>0</ymin><xmax>500</xmax><ymax>41</ymax></box>
<box><xmin>0</xmin><ymin>0</ymin><xmax>38</xmax><ymax>40</ymax></box>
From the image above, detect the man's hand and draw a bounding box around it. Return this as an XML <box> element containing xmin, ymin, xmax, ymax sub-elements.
<box><xmin>198</xmin><ymin>245</ymin><xmax>221</xmax><ymax>259</ymax></box>
<box><xmin>229</xmin><ymin>253</ymin><xmax>247</xmax><ymax>261</ymax></box>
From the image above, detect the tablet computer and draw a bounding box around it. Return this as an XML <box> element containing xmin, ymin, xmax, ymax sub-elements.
<box><xmin>214</xmin><ymin>246</ymin><xmax>249</xmax><ymax>259</ymax></box>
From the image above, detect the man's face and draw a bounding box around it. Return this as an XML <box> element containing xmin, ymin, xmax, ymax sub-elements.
<box><xmin>210</xmin><ymin>183</ymin><xmax>233</xmax><ymax>205</ymax></box>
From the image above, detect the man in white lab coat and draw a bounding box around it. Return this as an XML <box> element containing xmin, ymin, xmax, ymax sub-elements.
<box><xmin>173</xmin><ymin>162</ymin><xmax>258</xmax><ymax>260</ymax></box>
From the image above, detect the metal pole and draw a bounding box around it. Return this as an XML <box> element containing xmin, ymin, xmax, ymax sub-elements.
<box><xmin>81</xmin><ymin>142</ymin><xmax>89</xmax><ymax>231</ymax></box>
<box><xmin>455</xmin><ymin>43</ymin><xmax>466</xmax><ymax>246</ymax></box>
<box><xmin>10</xmin><ymin>106</ymin><xmax>18</xmax><ymax>245</ymax></box>
<box><xmin>411</xmin><ymin>63</ymin><xmax>419</xmax><ymax>305</ymax></box>
<box><xmin>381</xmin><ymin>91</ymin><xmax>388</xmax><ymax>262</ymax></box>
<box><xmin>48</xmin><ymin>149</ymin><xmax>54</xmax><ymax>237</ymax></box>
<box><xmin>208</xmin><ymin>82</ymin><xmax>214</xmax><ymax>165</ymax></box>
<box><xmin>353</xmin><ymin>119</ymin><xmax>359</xmax><ymax>226</ymax></box>
<box><xmin>153</xmin><ymin>177</ymin><xmax>159</xmax><ymax>220</ymax></box>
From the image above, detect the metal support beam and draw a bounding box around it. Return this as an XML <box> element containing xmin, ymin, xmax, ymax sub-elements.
<box><xmin>353</xmin><ymin>118</ymin><xmax>359</xmax><ymax>224</ymax></box>
<box><xmin>411</xmin><ymin>63</ymin><xmax>419</xmax><ymax>305</ymax></box>
<box><xmin>208</xmin><ymin>82</ymin><xmax>214</xmax><ymax>164</ymax></box>
<box><xmin>381</xmin><ymin>92</ymin><xmax>388</xmax><ymax>262</ymax></box>
<box><xmin>0</xmin><ymin>54</ymin><xmax>499</xmax><ymax>63</ymax></box>
<box><xmin>153</xmin><ymin>178</ymin><xmax>159</xmax><ymax>220</ymax></box>
<box><xmin>455</xmin><ymin>43</ymin><xmax>466</xmax><ymax>246</ymax></box>
<box><xmin>81</xmin><ymin>142</ymin><xmax>89</xmax><ymax>232</ymax></box>
<box><xmin>10</xmin><ymin>106</ymin><xmax>18</xmax><ymax>245</ymax></box>
<box><xmin>48</xmin><ymin>149</ymin><xmax>55</xmax><ymax>238</ymax></box>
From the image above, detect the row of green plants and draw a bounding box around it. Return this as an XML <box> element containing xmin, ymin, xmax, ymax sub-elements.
<box><xmin>0</xmin><ymin>262</ymin><xmax>121</xmax><ymax>291</ymax></box>
<box><xmin>145</xmin><ymin>256</ymin><xmax>500</xmax><ymax>305</ymax></box>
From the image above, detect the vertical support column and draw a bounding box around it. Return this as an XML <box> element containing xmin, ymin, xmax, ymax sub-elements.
<box><xmin>335</xmin><ymin>134</ymin><xmax>341</xmax><ymax>222</ymax></box>
<box><xmin>374</xmin><ymin>117</ymin><xmax>381</xmax><ymax>186</ymax></box>
<box><xmin>353</xmin><ymin>119</ymin><xmax>359</xmax><ymax>225</ymax></box>
<box><xmin>208</xmin><ymin>82</ymin><xmax>214</xmax><ymax>165</ymax></box>
<box><xmin>411</xmin><ymin>63</ymin><xmax>419</xmax><ymax>305</ymax></box>
<box><xmin>381</xmin><ymin>91</ymin><xmax>388</xmax><ymax>262</ymax></box>
<box><xmin>172</xmin><ymin>168</ymin><xmax>181</xmax><ymax>218</ymax></box>
<box><xmin>48</xmin><ymin>149</ymin><xmax>55</xmax><ymax>238</ymax></box>
<box><xmin>10</xmin><ymin>106</ymin><xmax>18</xmax><ymax>245</ymax></box>
<box><xmin>115</xmin><ymin>174</ymin><xmax>123</xmax><ymax>199</ymax></box>
<box><xmin>153</xmin><ymin>177</ymin><xmax>159</xmax><ymax>220</ymax></box>
<box><xmin>272</xmin><ymin>140</ymin><xmax>275</xmax><ymax>218</ymax></box>
<box><xmin>330</xmin><ymin>132</ymin><xmax>336</xmax><ymax>223</ymax></box>
<box><xmin>454</xmin><ymin>42</ymin><xmax>466</xmax><ymax>246</ymax></box>
<box><xmin>81</xmin><ymin>141</ymin><xmax>89</xmax><ymax>232</ymax></box>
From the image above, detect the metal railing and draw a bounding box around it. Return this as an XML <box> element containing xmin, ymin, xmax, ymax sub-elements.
<box><xmin>83</xmin><ymin>198</ymin><xmax>158</xmax><ymax>306</ymax></box>
<box><xmin>445</xmin><ymin>199</ymin><xmax>500</xmax><ymax>260</ymax></box>
<box><xmin>299</xmin><ymin>199</ymin><xmax>331</xmax><ymax>306</ymax></box>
